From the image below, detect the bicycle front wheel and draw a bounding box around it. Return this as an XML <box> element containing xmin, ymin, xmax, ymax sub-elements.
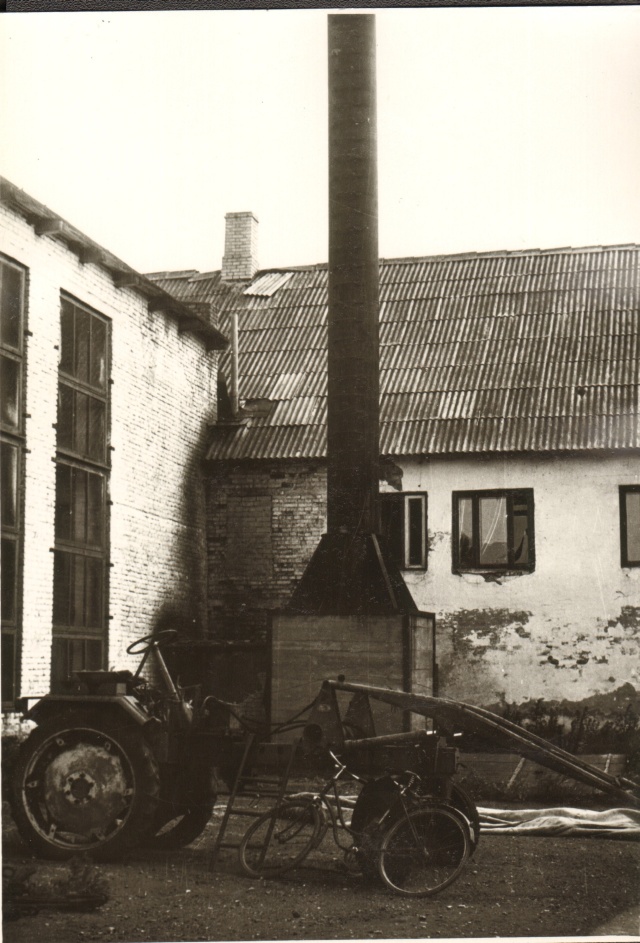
<box><xmin>239</xmin><ymin>800</ymin><xmax>322</xmax><ymax>878</ymax></box>
<box><xmin>378</xmin><ymin>804</ymin><xmax>470</xmax><ymax>897</ymax></box>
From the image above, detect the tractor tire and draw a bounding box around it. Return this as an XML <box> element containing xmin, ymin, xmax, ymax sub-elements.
<box><xmin>144</xmin><ymin>804</ymin><xmax>214</xmax><ymax>851</ymax></box>
<box><xmin>10</xmin><ymin>709</ymin><xmax>160</xmax><ymax>861</ymax></box>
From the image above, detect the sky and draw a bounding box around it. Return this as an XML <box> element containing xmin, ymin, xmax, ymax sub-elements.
<box><xmin>1</xmin><ymin>7</ymin><xmax>639</xmax><ymax>275</ymax></box>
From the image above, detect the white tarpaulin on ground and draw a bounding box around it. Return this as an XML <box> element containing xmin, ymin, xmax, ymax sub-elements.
<box><xmin>478</xmin><ymin>806</ymin><xmax>640</xmax><ymax>838</ymax></box>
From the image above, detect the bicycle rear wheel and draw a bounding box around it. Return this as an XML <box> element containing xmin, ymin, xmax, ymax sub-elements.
<box><xmin>378</xmin><ymin>804</ymin><xmax>470</xmax><ymax>897</ymax></box>
<box><xmin>239</xmin><ymin>800</ymin><xmax>322</xmax><ymax>878</ymax></box>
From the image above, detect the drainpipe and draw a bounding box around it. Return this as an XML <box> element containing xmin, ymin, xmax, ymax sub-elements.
<box><xmin>230</xmin><ymin>310</ymin><xmax>239</xmax><ymax>417</ymax></box>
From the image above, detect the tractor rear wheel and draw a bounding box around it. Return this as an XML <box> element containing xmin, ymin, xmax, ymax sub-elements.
<box><xmin>11</xmin><ymin>709</ymin><xmax>160</xmax><ymax>861</ymax></box>
<box><xmin>144</xmin><ymin>804</ymin><xmax>214</xmax><ymax>851</ymax></box>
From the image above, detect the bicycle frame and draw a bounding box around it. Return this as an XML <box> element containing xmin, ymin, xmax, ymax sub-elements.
<box><xmin>293</xmin><ymin>754</ymin><xmax>431</xmax><ymax>857</ymax></box>
<box><xmin>290</xmin><ymin>752</ymin><xmax>363</xmax><ymax>853</ymax></box>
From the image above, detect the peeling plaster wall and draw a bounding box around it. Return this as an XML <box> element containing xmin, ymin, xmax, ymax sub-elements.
<box><xmin>385</xmin><ymin>452</ymin><xmax>640</xmax><ymax>706</ymax></box>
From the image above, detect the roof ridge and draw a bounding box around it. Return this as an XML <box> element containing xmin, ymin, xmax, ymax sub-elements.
<box><xmin>145</xmin><ymin>244</ymin><xmax>640</xmax><ymax>284</ymax></box>
<box><xmin>380</xmin><ymin>244</ymin><xmax>640</xmax><ymax>264</ymax></box>
<box><xmin>146</xmin><ymin>269</ymin><xmax>199</xmax><ymax>279</ymax></box>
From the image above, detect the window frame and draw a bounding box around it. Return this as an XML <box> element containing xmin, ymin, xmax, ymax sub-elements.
<box><xmin>53</xmin><ymin>294</ymin><xmax>111</xmax><ymax>686</ymax></box>
<box><xmin>620</xmin><ymin>485</ymin><xmax>640</xmax><ymax>568</ymax></box>
<box><xmin>1</xmin><ymin>254</ymin><xmax>27</xmax><ymax>709</ymax></box>
<box><xmin>380</xmin><ymin>491</ymin><xmax>429</xmax><ymax>571</ymax></box>
<box><xmin>452</xmin><ymin>488</ymin><xmax>535</xmax><ymax>574</ymax></box>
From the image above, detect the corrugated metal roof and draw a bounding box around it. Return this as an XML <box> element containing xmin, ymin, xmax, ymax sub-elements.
<box><xmin>151</xmin><ymin>246</ymin><xmax>640</xmax><ymax>461</ymax></box>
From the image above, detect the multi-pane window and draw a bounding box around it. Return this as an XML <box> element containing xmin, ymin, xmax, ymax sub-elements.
<box><xmin>453</xmin><ymin>489</ymin><xmax>534</xmax><ymax>573</ymax></box>
<box><xmin>620</xmin><ymin>486</ymin><xmax>640</xmax><ymax>567</ymax></box>
<box><xmin>53</xmin><ymin>296</ymin><xmax>110</xmax><ymax>686</ymax></box>
<box><xmin>1</xmin><ymin>256</ymin><xmax>26</xmax><ymax>706</ymax></box>
<box><xmin>380</xmin><ymin>492</ymin><xmax>428</xmax><ymax>570</ymax></box>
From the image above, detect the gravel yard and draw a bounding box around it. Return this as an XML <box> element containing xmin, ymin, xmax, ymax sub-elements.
<box><xmin>3</xmin><ymin>799</ymin><xmax>639</xmax><ymax>942</ymax></box>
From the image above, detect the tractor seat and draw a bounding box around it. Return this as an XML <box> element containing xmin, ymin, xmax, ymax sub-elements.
<box><xmin>75</xmin><ymin>670</ymin><xmax>135</xmax><ymax>694</ymax></box>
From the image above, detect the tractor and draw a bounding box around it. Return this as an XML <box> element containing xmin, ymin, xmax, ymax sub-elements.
<box><xmin>10</xmin><ymin>633</ymin><xmax>640</xmax><ymax>866</ymax></box>
<box><xmin>9</xmin><ymin>630</ymin><xmax>237</xmax><ymax>861</ymax></box>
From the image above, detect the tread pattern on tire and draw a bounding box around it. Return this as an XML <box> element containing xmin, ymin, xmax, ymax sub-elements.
<box><xmin>144</xmin><ymin>805</ymin><xmax>214</xmax><ymax>851</ymax></box>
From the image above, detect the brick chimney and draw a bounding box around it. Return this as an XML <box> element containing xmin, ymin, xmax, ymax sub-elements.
<box><xmin>221</xmin><ymin>211</ymin><xmax>259</xmax><ymax>282</ymax></box>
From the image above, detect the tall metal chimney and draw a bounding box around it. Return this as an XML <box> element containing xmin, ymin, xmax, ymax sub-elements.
<box><xmin>288</xmin><ymin>14</ymin><xmax>415</xmax><ymax>615</ymax></box>
<box><xmin>326</xmin><ymin>13</ymin><xmax>380</xmax><ymax>538</ymax></box>
<box><xmin>272</xmin><ymin>14</ymin><xmax>433</xmax><ymax>730</ymax></box>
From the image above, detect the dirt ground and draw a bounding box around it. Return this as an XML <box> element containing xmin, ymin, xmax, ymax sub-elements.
<box><xmin>3</xmin><ymin>798</ymin><xmax>639</xmax><ymax>943</ymax></box>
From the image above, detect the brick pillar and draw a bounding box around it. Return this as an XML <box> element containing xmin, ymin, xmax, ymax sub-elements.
<box><xmin>221</xmin><ymin>212</ymin><xmax>259</xmax><ymax>282</ymax></box>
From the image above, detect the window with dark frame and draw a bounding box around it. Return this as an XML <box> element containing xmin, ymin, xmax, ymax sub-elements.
<box><xmin>453</xmin><ymin>489</ymin><xmax>534</xmax><ymax>573</ymax></box>
<box><xmin>53</xmin><ymin>296</ymin><xmax>110</xmax><ymax>687</ymax></box>
<box><xmin>620</xmin><ymin>486</ymin><xmax>640</xmax><ymax>568</ymax></box>
<box><xmin>380</xmin><ymin>492</ymin><xmax>428</xmax><ymax>570</ymax></box>
<box><xmin>1</xmin><ymin>256</ymin><xmax>26</xmax><ymax>708</ymax></box>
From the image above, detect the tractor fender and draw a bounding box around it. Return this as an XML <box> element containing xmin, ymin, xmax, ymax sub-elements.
<box><xmin>22</xmin><ymin>694</ymin><xmax>153</xmax><ymax>728</ymax></box>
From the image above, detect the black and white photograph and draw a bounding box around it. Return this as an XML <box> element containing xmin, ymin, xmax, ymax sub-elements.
<box><xmin>1</xmin><ymin>3</ymin><xmax>639</xmax><ymax>942</ymax></box>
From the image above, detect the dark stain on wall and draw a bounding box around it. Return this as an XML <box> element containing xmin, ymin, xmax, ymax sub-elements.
<box><xmin>607</xmin><ymin>606</ymin><xmax>640</xmax><ymax>632</ymax></box>
<box><xmin>439</xmin><ymin>608</ymin><xmax>532</xmax><ymax>657</ymax></box>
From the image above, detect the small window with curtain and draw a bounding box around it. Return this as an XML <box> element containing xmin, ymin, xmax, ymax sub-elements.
<box><xmin>620</xmin><ymin>486</ymin><xmax>640</xmax><ymax>567</ymax></box>
<box><xmin>380</xmin><ymin>492</ymin><xmax>428</xmax><ymax>570</ymax></box>
<box><xmin>453</xmin><ymin>489</ymin><xmax>534</xmax><ymax>573</ymax></box>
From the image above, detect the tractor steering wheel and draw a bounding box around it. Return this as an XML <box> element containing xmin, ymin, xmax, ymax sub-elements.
<box><xmin>126</xmin><ymin>629</ymin><xmax>178</xmax><ymax>655</ymax></box>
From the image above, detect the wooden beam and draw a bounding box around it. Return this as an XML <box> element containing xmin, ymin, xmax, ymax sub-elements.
<box><xmin>178</xmin><ymin>317</ymin><xmax>208</xmax><ymax>334</ymax></box>
<box><xmin>113</xmin><ymin>271</ymin><xmax>143</xmax><ymax>289</ymax></box>
<box><xmin>185</xmin><ymin>301</ymin><xmax>214</xmax><ymax>318</ymax></box>
<box><xmin>34</xmin><ymin>217</ymin><xmax>64</xmax><ymax>236</ymax></box>
<box><xmin>79</xmin><ymin>246</ymin><xmax>103</xmax><ymax>265</ymax></box>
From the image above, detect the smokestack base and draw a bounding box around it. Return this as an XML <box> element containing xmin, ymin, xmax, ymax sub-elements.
<box><xmin>287</xmin><ymin>533</ymin><xmax>417</xmax><ymax>616</ymax></box>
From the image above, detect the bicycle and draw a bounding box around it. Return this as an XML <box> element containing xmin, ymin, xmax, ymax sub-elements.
<box><xmin>238</xmin><ymin>751</ymin><xmax>473</xmax><ymax>897</ymax></box>
<box><xmin>238</xmin><ymin>750</ymin><xmax>364</xmax><ymax>878</ymax></box>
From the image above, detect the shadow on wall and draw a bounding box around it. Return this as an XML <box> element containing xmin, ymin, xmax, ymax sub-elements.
<box><xmin>151</xmin><ymin>599</ymin><xmax>205</xmax><ymax>642</ymax></box>
<box><xmin>155</xmin><ymin>419</ymin><xmax>211</xmax><ymax>640</ymax></box>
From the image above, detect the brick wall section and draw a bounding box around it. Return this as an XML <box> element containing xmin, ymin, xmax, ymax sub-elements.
<box><xmin>221</xmin><ymin>212</ymin><xmax>258</xmax><ymax>282</ymax></box>
<box><xmin>1</xmin><ymin>202</ymin><xmax>219</xmax><ymax>731</ymax></box>
<box><xmin>205</xmin><ymin>460</ymin><xmax>326</xmax><ymax>639</ymax></box>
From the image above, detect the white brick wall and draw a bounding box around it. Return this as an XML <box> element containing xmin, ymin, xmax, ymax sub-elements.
<box><xmin>1</xmin><ymin>202</ymin><xmax>219</xmax><ymax>727</ymax></box>
<box><xmin>221</xmin><ymin>212</ymin><xmax>258</xmax><ymax>282</ymax></box>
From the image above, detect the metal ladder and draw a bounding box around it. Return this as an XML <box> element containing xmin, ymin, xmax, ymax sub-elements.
<box><xmin>209</xmin><ymin>732</ymin><xmax>300</xmax><ymax>869</ymax></box>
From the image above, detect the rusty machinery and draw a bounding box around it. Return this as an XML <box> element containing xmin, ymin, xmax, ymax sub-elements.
<box><xmin>305</xmin><ymin>679</ymin><xmax>640</xmax><ymax>837</ymax></box>
<box><xmin>9</xmin><ymin>631</ymin><xmax>248</xmax><ymax>860</ymax></box>
<box><xmin>9</xmin><ymin>648</ymin><xmax>640</xmax><ymax>865</ymax></box>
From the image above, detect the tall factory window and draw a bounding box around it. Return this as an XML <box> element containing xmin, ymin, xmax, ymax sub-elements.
<box><xmin>380</xmin><ymin>493</ymin><xmax>428</xmax><ymax>570</ymax></box>
<box><xmin>620</xmin><ymin>486</ymin><xmax>640</xmax><ymax>567</ymax></box>
<box><xmin>453</xmin><ymin>489</ymin><xmax>534</xmax><ymax>573</ymax></box>
<box><xmin>52</xmin><ymin>296</ymin><xmax>110</xmax><ymax>686</ymax></box>
<box><xmin>1</xmin><ymin>256</ymin><xmax>26</xmax><ymax>707</ymax></box>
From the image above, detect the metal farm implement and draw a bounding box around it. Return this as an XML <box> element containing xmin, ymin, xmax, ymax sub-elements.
<box><xmin>10</xmin><ymin>637</ymin><xmax>640</xmax><ymax>898</ymax></box>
